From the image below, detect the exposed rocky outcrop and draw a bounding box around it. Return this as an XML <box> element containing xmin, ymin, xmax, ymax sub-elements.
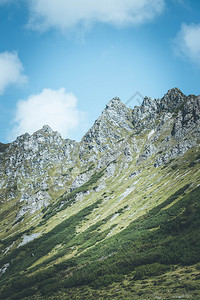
<box><xmin>0</xmin><ymin>88</ymin><xmax>199</xmax><ymax>219</ymax></box>
<box><xmin>171</xmin><ymin>95</ymin><xmax>200</xmax><ymax>139</ymax></box>
<box><xmin>0</xmin><ymin>125</ymin><xmax>78</xmax><ymax>217</ymax></box>
<box><xmin>133</xmin><ymin>89</ymin><xmax>200</xmax><ymax>166</ymax></box>
<box><xmin>132</xmin><ymin>88</ymin><xmax>186</xmax><ymax>130</ymax></box>
<box><xmin>80</xmin><ymin>97</ymin><xmax>133</xmax><ymax>153</ymax></box>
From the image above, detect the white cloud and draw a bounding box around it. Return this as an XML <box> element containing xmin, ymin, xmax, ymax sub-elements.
<box><xmin>27</xmin><ymin>0</ymin><xmax>165</xmax><ymax>32</ymax></box>
<box><xmin>173</xmin><ymin>23</ymin><xmax>200</xmax><ymax>66</ymax></box>
<box><xmin>10</xmin><ymin>88</ymin><xmax>85</xmax><ymax>141</ymax></box>
<box><xmin>0</xmin><ymin>51</ymin><xmax>27</xmax><ymax>94</ymax></box>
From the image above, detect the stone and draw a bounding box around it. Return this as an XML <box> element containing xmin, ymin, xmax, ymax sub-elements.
<box><xmin>1</xmin><ymin>88</ymin><xmax>200</xmax><ymax>220</ymax></box>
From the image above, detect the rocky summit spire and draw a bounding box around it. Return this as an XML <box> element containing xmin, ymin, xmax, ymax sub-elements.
<box><xmin>105</xmin><ymin>97</ymin><xmax>121</xmax><ymax>108</ymax></box>
<box><xmin>81</xmin><ymin>96</ymin><xmax>134</xmax><ymax>152</ymax></box>
<box><xmin>40</xmin><ymin>125</ymin><xmax>54</xmax><ymax>134</ymax></box>
<box><xmin>160</xmin><ymin>88</ymin><xmax>186</xmax><ymax>111</ymax></box>
<box><xmin>132</xmin><ymin>87</ymin><xmax>187</xmax><ymax>129</ymax></box>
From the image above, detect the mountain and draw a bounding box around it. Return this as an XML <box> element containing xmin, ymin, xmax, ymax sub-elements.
<box><xmin>0</xmin><ymin>88</ymin><xmax>200</xmax><ymax>299</ymax></box>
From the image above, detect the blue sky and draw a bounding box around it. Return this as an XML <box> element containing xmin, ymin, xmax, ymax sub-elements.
<box><xmin>0</xmin><ymin>0</ymin><xmax>200</xmax><ymax>143</ymax></box>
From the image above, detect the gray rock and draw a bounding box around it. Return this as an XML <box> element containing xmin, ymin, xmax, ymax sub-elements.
<box><xmin>0</xmin><ymin>263</ymin><xmax>9</xmax><ymax>275</ymax></box>
<box><xmin>70</xmin><ymin>171</ymin><xmax>91</xmax><ymax>191</ymax></box>
<box><xmin>18</xmin><ymin>233</ymin><xmax>41</xmax><ymax>247</ymax></box>
<box><xmin>1</xmin><ymin>88</ymin><xmax>200</xmax><ymax>221</ymax></box>
<box><xmin>17</xmin><ymin>191</ymin><xmax>51</xmax><ymax>218</ymax></box>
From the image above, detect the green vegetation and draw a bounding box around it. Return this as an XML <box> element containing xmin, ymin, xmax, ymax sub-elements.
<box><xmin>40</xmin><ymin>169</ymin><xmax>105</xmax><ymax>222</ymax></box>
<box><xmin>1</xmin><ymin>184</ymin><xmax>200</xmax><ymax>299</ymax></box>
<box><xmin>0</xmin><ymin>199</ymin><xmax>103</xmax><ymax>277</ymax></box>
<box><xmin>1</xmin><ymin>89</ymin><xmax>200</xmax><ymax>299</ymax></box>
<box><xmin>134</xmin><ymin>263</ymin><xmax>170</xmax><ymax>280</ymax></box>
<box><xmin>80</xmin><ymin>163</ymin><xmax>95</xmax><ymax>174</ymax></box>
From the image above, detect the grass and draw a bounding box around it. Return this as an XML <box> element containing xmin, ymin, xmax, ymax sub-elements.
<box><xmin>1</xmin><ymin>183</ymin><xmax>200</xmax><ymax>299</ymax></box>
<box><xmin>0</xmin><ymin>139</ymin><xmax>199</xmax><ymax>299</ymax></box>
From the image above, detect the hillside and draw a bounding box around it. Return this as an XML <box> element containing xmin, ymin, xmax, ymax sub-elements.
<box><xmin>0</xmin><ymin>88</ymin><xmax>200</xmax><ymax>299</ymax></box>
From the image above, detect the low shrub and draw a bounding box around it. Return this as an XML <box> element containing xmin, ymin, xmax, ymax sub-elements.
<box><xmin>134</xmin><ymin>263</ymin><xmax>170</xmax><ymax>280</ymax></box>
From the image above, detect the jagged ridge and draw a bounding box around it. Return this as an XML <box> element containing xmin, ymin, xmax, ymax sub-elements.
<box><xmin>0</xmin><ymin>88</ymin><xmax>200</xmax><ymax>299</ymax></box>
<box><xmin>0</xmin><ymin>88</ymin><xmax>200</xmax><ymax>218</ymax></box>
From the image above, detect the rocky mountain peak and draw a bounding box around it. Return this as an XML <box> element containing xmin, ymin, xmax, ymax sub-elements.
<box><xmin>102</xmin><ymin>96</ymin><xmax>132</xmax><ymax>125</ymax></box>
<box><xmin>81</xmin><ymin>96</ymin><xmax>134</xmax><ymax>153</ymax></box>
<box><xmin>164</xmin><ymin>87</ymin><xmax>184</xmax><ymax>98</ymax></box>
<box><xmin>40</xmin><ymin>125</ymin><xmax>54</xmax><ymax>134</ymax></box>
<box><xmin>140</xmin><ymin>96</ymin><xmax>158</xmax><ymax>114</ymax></box>
<box><xmin>14</xmin><ymin>132</ymin><xmax>30</xmax><ymax>144</ymax></box>
<box><xmin>33</xmin><ymin>125</ymin><xmax>61</xmax><ymax>140</ymax></box>
<box><xmin>12</xmin><ymin>125</ymin><xmax>59</xmax><ymax>147</ymax></box>
<box><xmin>10</xmin><ymin>126</ymin><xmax>63</xmax><ymax>155</ymax></box>
<box><xmin>103</xmin><ymin>96</ymin><xmax>128</xmax><ymax>117</ymax></box>
<box><xmin>105</xmin><ymin>96</ymin><xmax>121</xmax><ymax>108</ymax></box>
<box><xmin>160</xmin><ymin>88</ymin><xmax>186</xmax><ymax>111</ymax></box>
<box><xmin>132</xmin><ymin>88</ymin><xmax>188</xmax><ymax>129</ymax></box>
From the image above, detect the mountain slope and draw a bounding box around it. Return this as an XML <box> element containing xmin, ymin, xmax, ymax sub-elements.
<box><xmin>0</xmin><ymin>88</ymin><xmax>200</xmax><ymax>299</ymax></box>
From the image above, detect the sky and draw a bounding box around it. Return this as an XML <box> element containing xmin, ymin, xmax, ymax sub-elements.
<box><xmin>0</xmin><ymin>0</ymin><xmax>200</xmax><ymax>143</ymax></box>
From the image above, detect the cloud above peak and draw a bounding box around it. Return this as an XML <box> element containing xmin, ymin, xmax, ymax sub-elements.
<box><xmin>9</xmin><ymin>88</ymin><xmax>85</xmax><ymax>141</ymax></box>
<box><xmin>0</xmin><ymin>51</ymin><xmax>27</xmax><ymax>95</ymax></box>
<box><xmin>173</xmin><ymin>23</ymin><xmax>200</xmax><ymax>67</ymax></box>
<box><xmin>27</xmin><ymin>0</ymin><xmax>165</xmax><ymax>32</ymax></box>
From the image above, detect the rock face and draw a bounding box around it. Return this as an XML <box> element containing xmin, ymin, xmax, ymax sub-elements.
<box><xmin>171</xmin><ymin>95</ymin><xmax>200</xmax><ymax>139</ymax></box>
<box><xmin>133</xmin><ymin>88</ymin><xmax>200</xmax><ymax>166</ymax></box>
<box><xmin>17</xmin><ymin>191</ymin><xmax>51</xmax><ymax>219</ymax></box>
<box><xmin>0</xmin><ymin>88</ymin><xmax>200</xmax><ymax>219</ymax></box>
<box><xmin>80</xmin><ymin>97</ymin><xmax>133</xmax><ymax>154</ymax></box>
<box><xmin>0</xmin><ymin>125</ymin><xmax>78</xmax><ymax>217</ymax></box>
<box><xmin>132</xmin><ymin>88</ymin><xmax>186</xmax><ymax>130</ymax></box>
<box><xmin>1</xmin><ymin>88</ymin><xmax>200</xmax><ymax>300</ymax></box>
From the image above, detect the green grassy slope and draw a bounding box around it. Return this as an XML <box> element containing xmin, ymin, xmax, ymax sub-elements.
<box><xmin>0</xmin><ymin>146</ymin><xmax>200</xmax><ymax>299</ymax></box>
